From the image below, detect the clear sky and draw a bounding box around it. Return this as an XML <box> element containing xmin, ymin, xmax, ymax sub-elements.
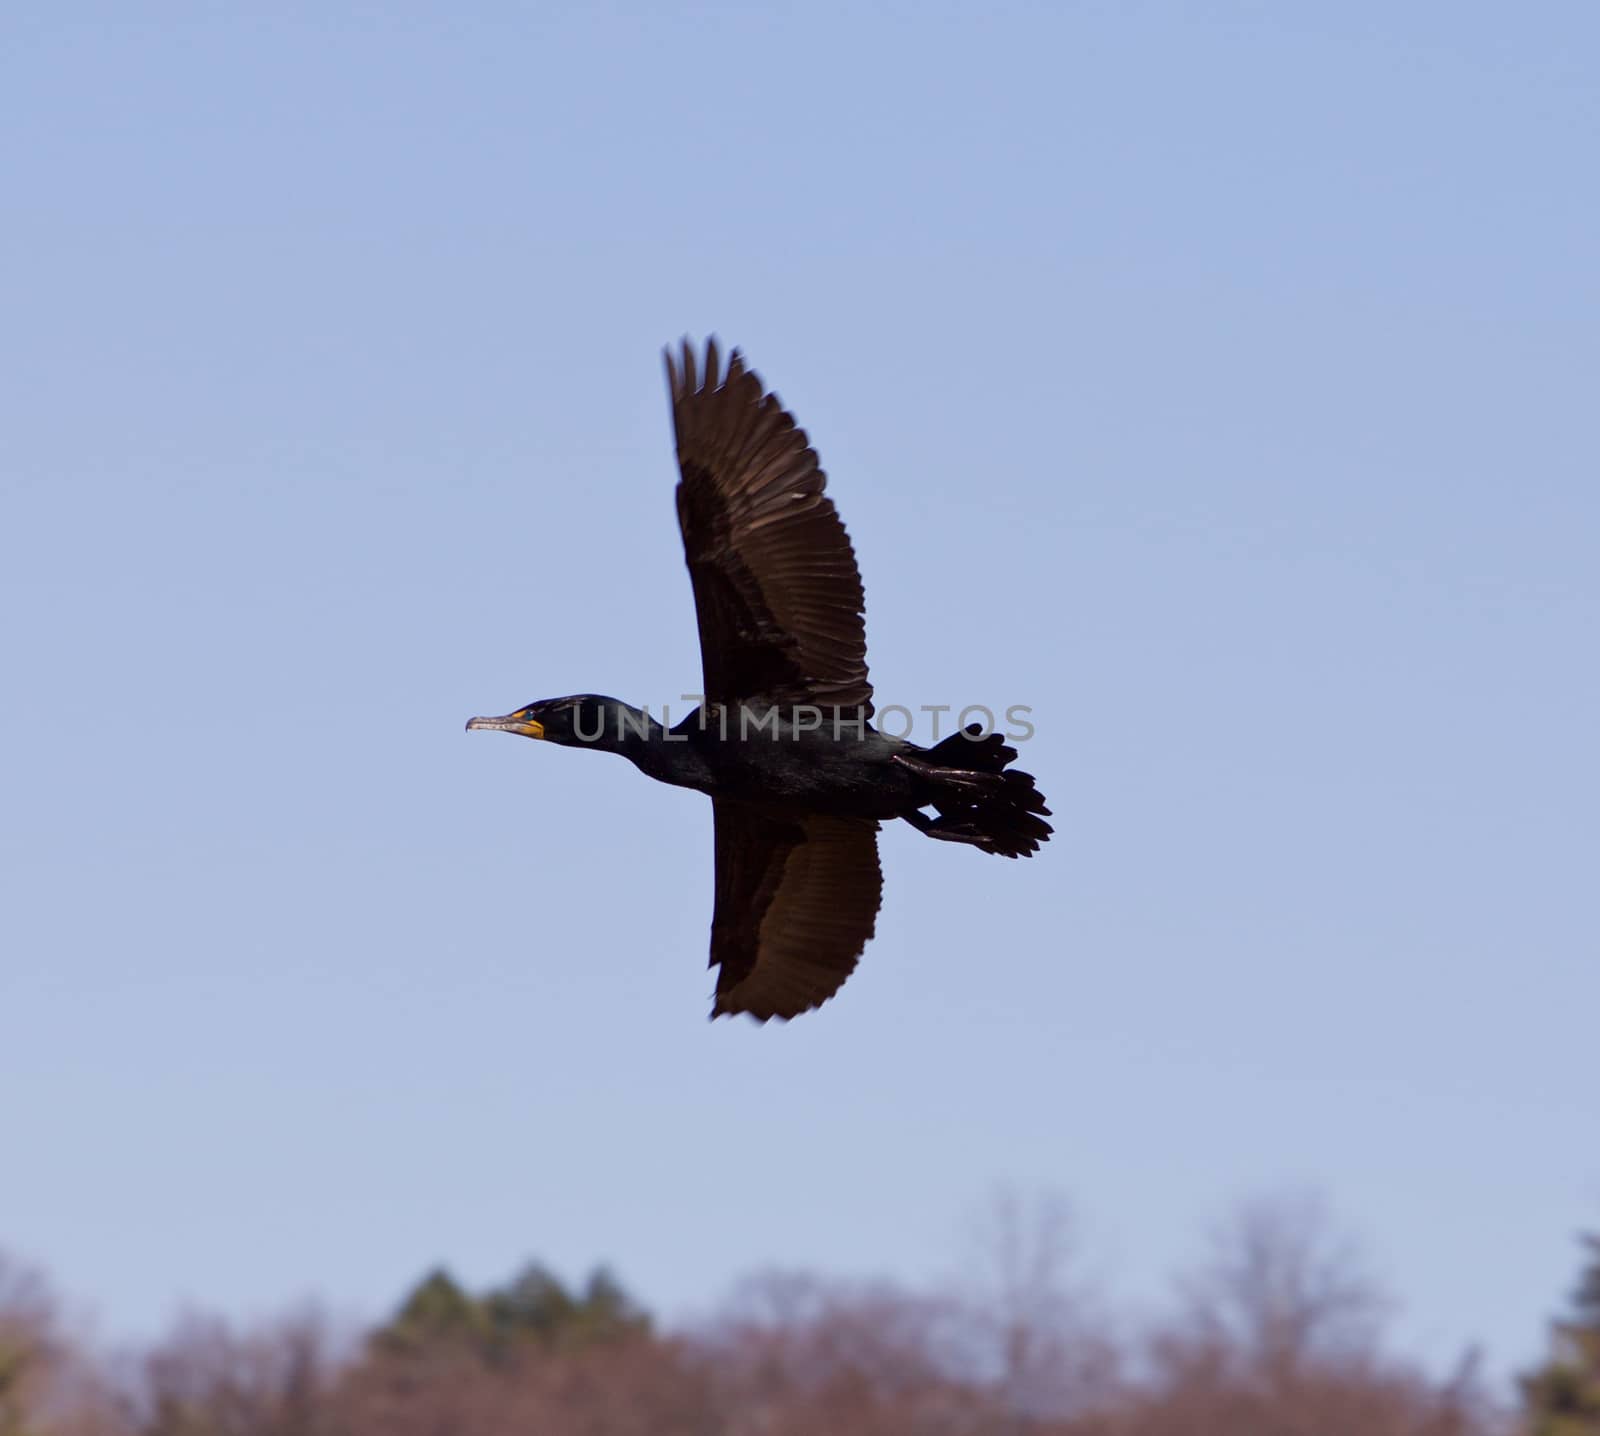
<box><xmin>4</xmin><ymin>0</ymin><xmax>1596</xmax><ymax>1387</ymax></box>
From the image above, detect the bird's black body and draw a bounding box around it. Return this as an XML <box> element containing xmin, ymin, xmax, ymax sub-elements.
<box><xmin>469</xmin><ymin>341</ymin><xmax>1051</xmax><ymax>1021</ymax></box>
<box><xmin>487</xmin><ymin>695</ymin><xmax>1036</xmax><ymax>824</ymax></box>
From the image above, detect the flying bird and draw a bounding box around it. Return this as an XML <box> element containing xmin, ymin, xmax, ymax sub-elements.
<box><xmin>468</xmin><ymin>340</ymin><xmax>1050</xmax><ymax>1021</ymax></box>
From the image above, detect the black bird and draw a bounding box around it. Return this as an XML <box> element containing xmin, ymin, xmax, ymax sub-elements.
<box><xmin>468</xmin><ymin>340</ymin><xmax>1050</xmax><ymax>1022</ymax></box>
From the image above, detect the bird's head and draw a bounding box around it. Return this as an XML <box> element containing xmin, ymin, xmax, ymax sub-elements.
<box><xmin>465</xmin><ymin>694</ymin><xmax>647</xmax><ymax>749</ymax></box>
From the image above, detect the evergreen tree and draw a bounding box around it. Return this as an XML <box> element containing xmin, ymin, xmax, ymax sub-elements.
<box><xmin>483</xmin><ymin>1261</ymin><xmax>650</xmax><ymax>1351</ymax></box>
<box><xmin>1523</xmin><ymin>1233</ymin><xmax>1600</xmax><ymax>1436</ymax></box>
<box><xmin>372</xmin><ymin>1259</ymin><xmax>650</xmax><ymax>1367</ymax></box>
<box><xmin>372</xmin><ymin>1268</ymin><xmax>488</xmax><ymax>1355</ymax></box>
<box><xmin>484</xmin><ymin>1262</ymin><xmax>576</xmax><ymax>1346</ymax></box>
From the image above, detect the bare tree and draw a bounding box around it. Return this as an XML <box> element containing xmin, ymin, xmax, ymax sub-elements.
<box><xmin>335</xmin><ymin>1334</ymin><xmax>718</xmax><ymax>1436</ymax></box>
<box><xmin>0</xmin><ymin>1253</ymin><xmax>57</xmax><ymax>1436</ymax></box>
<box><xmin>1162</xmin><ymin>1191</ymin><xmax>1386</xmax><ymax>1383</ymax></box>
<box><xmin>695</xmin><ymin>1269</ymin><xmax>998</xmax><ymax>1436</ymax></box>
<box><xmin>1128</xmin><ymin>1194</ymin><xmax>1497</xmax><ymax>1436</ymax></box>
<box><xmin>952</xmin><ymin>1186</ymin><xmax>1119</xmax><ymax>1422</ymax></box>
<box><xmin>115</xmin><ymin>1307</ymin><xmax>345</xmax><ymax>1436</ymax></box>
<box><xmin>0</xmin><ymin>1250</ymin><xmax>122</xmax><ymax>1436</ymax></box>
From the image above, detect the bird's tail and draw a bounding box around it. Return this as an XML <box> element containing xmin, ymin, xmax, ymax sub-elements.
<box><xmin>920</xmin><ymin>726</ymin><xmax>1052</xmax><ymax>859</ymax></box>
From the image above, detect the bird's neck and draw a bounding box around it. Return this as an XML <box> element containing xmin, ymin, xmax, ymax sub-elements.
<box><xmin>589</xmin><ymin>702</ymin><xmax>708</xmax><ymax>787</ymax></box>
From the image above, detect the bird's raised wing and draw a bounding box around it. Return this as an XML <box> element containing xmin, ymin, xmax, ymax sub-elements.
<box><xmin>666</xmin><ymin>338</ymin><xmax>873</xmax><ymax>714</ymax></box>
<box><xmin>708</xmin><ymin>802</ymin><xmax>882</xmax><ymax>1021</ymax></box>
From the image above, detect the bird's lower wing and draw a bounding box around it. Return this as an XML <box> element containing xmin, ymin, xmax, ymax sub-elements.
<box><xmin>709</xmin><ymin>802</ymin><xmax>882</xmax><ymax>1021</ymax></box>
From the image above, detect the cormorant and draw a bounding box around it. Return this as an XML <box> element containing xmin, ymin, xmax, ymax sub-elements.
<box><xmin>468</xmin><ymin>340</ymin><xmax>1050</xmax><ymax>1021</ymax></box>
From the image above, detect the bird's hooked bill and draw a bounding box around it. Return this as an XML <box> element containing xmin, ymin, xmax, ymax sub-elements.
<box><xmin>465</xmin><ymin>712</ymin><xmax>546</xmax><ymax>739</ymax></box>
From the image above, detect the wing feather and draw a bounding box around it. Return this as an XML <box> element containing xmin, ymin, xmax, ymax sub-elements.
<box><xmin>666</xmin><ymin>339</ymin><xmax>873</xmax><ymax>714</ymax></box>
<box><xmin>709</xmin><ymin>803</ymin><xmax>881</xmax><ymax>1021</ymax></box>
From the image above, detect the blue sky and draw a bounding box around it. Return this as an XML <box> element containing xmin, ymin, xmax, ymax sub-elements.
<box><xmin>3</xmin><ymin>1</ymin><xmax>1596</xmax><ymax>1384</ymax></box>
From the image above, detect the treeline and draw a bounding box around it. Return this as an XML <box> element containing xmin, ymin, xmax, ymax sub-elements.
<box><xmin>2</xmin><ymin>1194</ymin><xmax>1593</xmax><ymax>1436</ymax></box>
